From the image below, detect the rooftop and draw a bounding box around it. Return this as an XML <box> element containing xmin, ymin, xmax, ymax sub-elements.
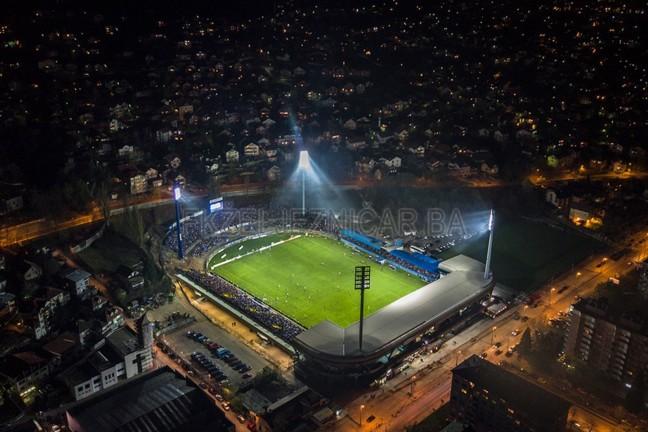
<box><xmin>66</xmin><ymin>367</ymin><xmax>234</xmax><ymax>432</ymax></box>
<box><xmin>453</xmin><ymin>355</ymin><xmax>571</xmax><ymax>426</ymax></box>
<box><xmin>106</xmin><ymin>326</ymin><xmax>141</xmax><ymax>357</ymax></box>
<box><xmin>61</xmin><ymin>268</ymin><xmax>91</xmax><ymax>283</ymax></box>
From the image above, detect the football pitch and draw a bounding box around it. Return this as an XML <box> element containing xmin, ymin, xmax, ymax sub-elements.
<box><xmin>210</xmin><ymin>234</ymin><xmax>425</xmax><ymax>328</ymax></box>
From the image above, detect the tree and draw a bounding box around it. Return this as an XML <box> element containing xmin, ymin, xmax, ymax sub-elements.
<box><xmin>114</xmin><ymin>288</ymin><xmax>128</xmax><ymax>307</ymax></box>
<box><xmin>518</xmin><ymin>328</ymin><xmax>533</xmax><ymax>356</ymax></box>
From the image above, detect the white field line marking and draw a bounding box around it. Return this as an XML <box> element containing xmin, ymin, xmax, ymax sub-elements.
<box><xmin>210</xmin><ymin>234</ymin><xmax>303</xmax><ymax>270</ymax></box>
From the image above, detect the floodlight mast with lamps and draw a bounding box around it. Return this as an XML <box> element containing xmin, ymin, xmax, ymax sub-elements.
<box><xmin>173</xmin><ymin>181</ymin><xmax>184</xmax><ymax>259</ymax></box>
<box><xmin>484</xmin><ymin>209</ymin><xmax>494</xmax><ymax>280</ymax></box>
<box><xmin>355</xmin><ymin>266</ymin><xmax>371</xmax><ymax>352</ymax></box>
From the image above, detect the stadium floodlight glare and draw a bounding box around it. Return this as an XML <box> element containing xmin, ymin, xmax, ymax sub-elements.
<box><xmin>298</xmin><ymin>150</ymin><xmax>312</xmax><ymax>215</ymax></box>
<box><xmin>298</xmin><ymin>150</ymin><xmax>311</xmax><ymax>172</ymax></box>
<box><xmin>173</xmin><ymin>182</ymin><xmax>184</xmax><ymax>259</ymax></box>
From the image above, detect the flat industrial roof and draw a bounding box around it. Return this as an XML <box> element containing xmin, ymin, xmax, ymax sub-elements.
<box><xmin>294</xmin><ymin>254</ymin><xmax>492</xmax><ymax>358</ymax></box>
<box><xmin>66</xmin><ymin>367</ymin><xmax>232</xmax><ymax>432</ymax></box>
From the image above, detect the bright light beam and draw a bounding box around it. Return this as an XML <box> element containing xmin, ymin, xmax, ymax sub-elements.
<box><xmin>173</xmin><ymin>181</ymin><xmax>184</xmax><ymax>259</ymax></box>
<box><xmin>298</xmin><ymin>150</ymin><xmax>312</xmax><ymax>215</ymax></box>
<box><xmin>298</xmin><ymin>150</ymin><xmax>312</xmax><ymax>172</ymax></box>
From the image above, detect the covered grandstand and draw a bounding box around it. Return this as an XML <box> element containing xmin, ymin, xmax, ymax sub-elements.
<box><xmin>340</xmin><ymin>229</ymin><xmax>439</xmax><ymax>281</ymax></box>
<box><xmin>293</xmin><ymin>254</ymin><xmax>494</xmax><ymax>380</ymax></box>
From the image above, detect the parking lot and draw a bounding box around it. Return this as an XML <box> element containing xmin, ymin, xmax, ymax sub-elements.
<box><xmin>159</xmin><ymin>319</ymin><xmax>272</xmax><ymax>388</ymax></box>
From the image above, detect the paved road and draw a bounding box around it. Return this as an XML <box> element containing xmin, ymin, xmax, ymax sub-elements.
<box><xmin>529</xmin><ymin>170</ymin><xmax>648</xmax><ymax>186</ymax></box>
<box><xmin>0</xmin><ymin>187</ymin><xmax>210</xmax><ymax>247</ymax></box>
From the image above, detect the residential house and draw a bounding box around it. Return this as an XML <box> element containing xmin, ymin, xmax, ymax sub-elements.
<box><xmin>346</xmin><ymin>140</ymin><xmax>367</xmax><ymax>151</ymax></box>
<box><xmin>0</xmin><ymin>192</ymin><xmax>24</xmax><ymax>215</ymax></box>
<box><xmin>109</xmin><ymin>119</ymin><xmax>124</xmax><ymax>132</ymax></box>
<box><xmin>383</xmin><ymin>156</ymin><xmax>402</xmax><ymax>169</ymax></box>
<box><xmin>116</xmin><ymin>265</ymin><xmax>145</xmax><ymax>292</ymax></box>
<box><xmin>145</xmin><ymin>168</ymin><xmax>159</xmax><ymax>179</ymax></box>
<box><xmin>166</xmin><ymin>155</ymin><xmax>182</xmax><ymax>170</ymax></box>
<box><xmin>265</xmin><ymin>146</ymin><xmax>278</xmax><ymax>162</ymax></box>
<box><xmin>267</xmin><ymin>166</ymin><xmax>281</xmax><ymax>182</ymax></box>
<box><xmin>178</xmin><ymin>105</ymin><xmax>193</xmax><ymax>121</ymax></box>
<box><xmin>480</xmin><ymin>161</ymin><xmax>499</xmax><ymax>175</ymax></box>
<box><xmin>17</xmin><ymin>260</ymin><xmax>43</xmax><ymax>283</ymax></box>
<box><xmin>2</xmin><ymin>350</ymin><xmax>59</xmax><ymax>397</ymax></box>
<box><xmin>546</xmin><ymin>188</ymin><xmax>570</xmax><ymax>209</ymax></box>
<box><xmin>241</xmin><ymin>386</ymin><xmax>330</xmax><ymax>432</ymax></box>
<box><xmin>277</xmin><ymin>135</ymin><xmax>296</xmax><ymax>147</ymax></box>
<box><xmin>568</xmin><ymin>203</ymin><xmax>604</xmax><ymax>228</ymax></box>
<box><xmin>60</xmin><ymin>268</ymin><xmax>91</xmax><ymax>298</ymax></box>
<box><xmin>343</xmin><ymin>119</ymin><xmax>357</xmax><ymax>130</ymax></box>
<box><xmin>226</xmin><ymin>149</ymin><xmax>240</xmax><ymax>163</ymax></box>
<box><xmin>0</xmin><ymin>291</ymin><xmax>16</xmax><ymax>321</ymax></box>
<box><xmin>244</xmin><ymin>143</ymin><xmax>261</xmax><ymax>158</ymax></box>
<box><xmin>60</xmin><ymin>325</ymin><xmax>153</xmax><ymax>401</ymax></box>
<box><xmin>42</xmin><ymin>331</ymin><xmax>80</xmax><ymax>364</ymax></box>
<box><xmin>29</xmin><ymin>287</ymin><xmax>71</xmax><ymax>340</ymax></box>
<box><xmin>130</xmin><ymin>174</ymin><xmax>148</xmax><ymax>195</ymax></box>
<box><xmin>117</xmin><ymin>145</ymin><xmax>135</xmax><ymax>158</ymax></box>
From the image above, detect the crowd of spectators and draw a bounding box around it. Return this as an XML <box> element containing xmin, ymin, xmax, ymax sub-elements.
<box><xmin>182</xmin><ymin>269</ymin><xmax>304</xmax><ymax>341</ymax></box>
<box><xmin>340</xmin><ymin>231</ymin><xmax>439</xmax><ymax>282</ymax></box>
<box><xmin>188</xmin><ymin>235</ymin><xmax>233</xmax><ymax>257</ymax></box>
<box><xmin>164</xmin><ymin>206</ymin><xmax>340</xmax><ymax>256</ymax></box>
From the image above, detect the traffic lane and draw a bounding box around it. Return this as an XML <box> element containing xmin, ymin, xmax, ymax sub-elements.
<box><xmin>390</xmin><ymin>379</ymin><xmax>451</xmax><ymax>431</ymax></box>
<box><xmin>349</xmin><ymin>227</ymin><xmax>648</xmax><ymax>431</ymax></box>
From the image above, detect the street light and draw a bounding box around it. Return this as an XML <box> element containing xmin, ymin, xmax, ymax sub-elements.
<box><xmin>491</xmin><ymin>326</ymin><xmax>497</xmax><ymax>345</ymax></box>
<box><xmin>359</xmin><ymin>404</ymin><xmax>365</xmax><ymax>429</ymax></box>
<box><xmin>550</xmin><ymin>287</ymin><xmax>556</xmax><ymax>304</ymax></box>
<box><xmin>455</xmin><ymin>350</ymin><xmax>462</xmax><ymax>366</ymax></box>
<box><xmin>409</xmin><ymin>375</ymin><xmax>417</xmax><ymax>397</ymax></box>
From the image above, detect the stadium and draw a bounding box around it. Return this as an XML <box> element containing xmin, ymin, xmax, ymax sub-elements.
<box><xmin>167</xmin><ymin>153</ymin><xmax>496</xmax><ymax>383</ymax></box>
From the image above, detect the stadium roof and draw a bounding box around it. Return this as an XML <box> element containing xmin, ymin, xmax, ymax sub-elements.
<box><xmin>294</xmin><ymin>254</ymin><xmax>493</xmax><ymax>360</ymax></box>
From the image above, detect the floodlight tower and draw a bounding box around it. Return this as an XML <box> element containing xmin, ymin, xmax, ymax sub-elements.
<box><xmin>484</xmin><ymin>209</ymin><xmax>494</xmax><ymax>280</ymax></box>
<box><xmin>355</xmin><ymin>266</ymin><xmax>371</xmax><ymax>352</ymax></box>
<box><xmin>173</xmin><ymin>181</ymin><xmax>184</xmax><ymax>260</ymax></box>
<box><xmin>298</xmin><ymin>150</ymin><xmax>310</xmax><ymax>215</ymax></box>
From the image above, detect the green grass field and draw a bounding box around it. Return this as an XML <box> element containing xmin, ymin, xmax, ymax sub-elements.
<box><xmin>211</xmin><ymin>234</ymin><xmax>425</xmax><ymax>328</ymax></box>
<box><xmin>209</xmin><ymin>232</ymin><xmax>294</xmax><ymax>267</ymax></box>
